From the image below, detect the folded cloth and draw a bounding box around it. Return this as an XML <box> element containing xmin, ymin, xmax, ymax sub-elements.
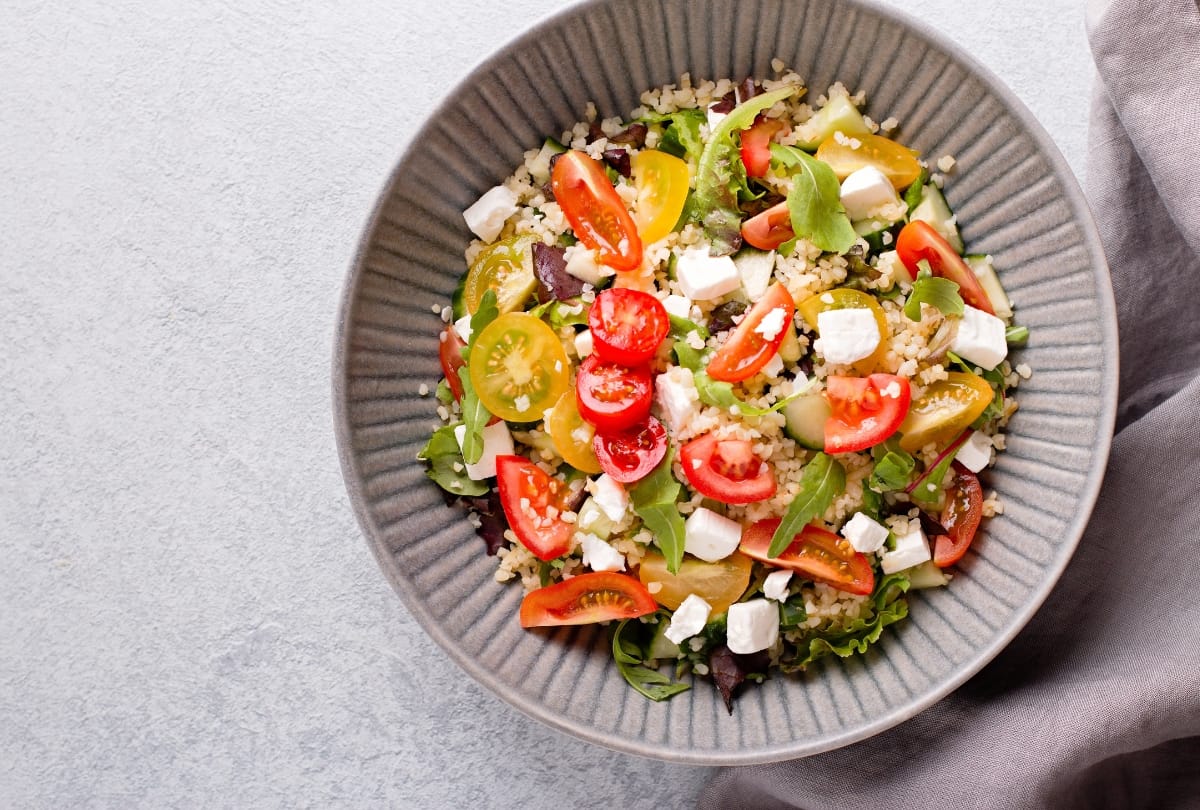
<box><xmin>699</xmin><ymin>2</ymin><xmax>1200</xmax><ymax>807</ymax></box>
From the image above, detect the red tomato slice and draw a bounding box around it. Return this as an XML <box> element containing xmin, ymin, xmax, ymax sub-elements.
<box><xmin>740</xmin><ymin>518</ymin><xmax>875</xmax><ymax>595</ymax></box>
<box><xmin>552</xmin><ymin>150</ymin><xmax>643</xmax><ymax>272</ymax></box>
<box><xmin>519</xmin><ymin>571</ymin><xmax>658</xmax><ymax>628</ymax></box>
<box><xmin>740</xmin><ymin>117</ymin><xmax>787</xmax><ymax>179</ymax></box>
<box><xmin>824</xmin><ymin>374</ymin><xmax>912</xmax><ymax>454</ymax></box>
<box><xmin>706</xmin><ymin>283</ymin><xmax>796</xmax><ymax>383</ymax></box>
<box><xmin>680</xmin><ymin>433</ymin><xmax>776</xmax><ymax>504</ymax></box>
<box><xmin>438</xmin><ymin>325</ymin><xmax>467</xmax><ymax>401</ymax></box>
<box><xmin>932</xmin><ymin>462</ymin><xmax>984</xmax><ymax>567</ymax></box>
<box><xmin>741</xmin><ymin>200</ymin><xmax>794</xmax><ymax>250</ymax></box>
<box><xmin>895</xmin><ymin>221</ymin><xmax>995</xmax><ymax>315</ymax></box>
<box><xmin>495</xmin><ymin>455</ymin><xmax>573</xmax><ymax>561</ymax></box>
<box><xmin>593</xmin><ymin>416</ymin><xmax>668</xmax><ymax>484</ymax></box>
<box><xmin>575</xmin><ymin>354</ymin><xmax>653</xmax><ymax>432</ymax></box>
<box><xmin>587</xmin><ymin>288</ymin><xmax>669</xmax><ymax>366</ymax></box>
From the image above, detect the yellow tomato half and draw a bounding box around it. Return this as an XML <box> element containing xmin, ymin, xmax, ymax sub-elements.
<box><xmin>469</xmin><ymin>313</ymin><xmax>570</xmax><ymax>422</ymax></box>
<box><xmin>546</xmin><ymin>386</ymin><xmax>601</xmax><ymax>474</ymax></box>
<box><xmin>637</xmin><ymin>551</ymin><xmax>753</xmax><ymax>616</ymax></box>
<box><xmin>631</xmin><ymin>150</ymin><xmax>691</xmax><ymax>245</ymax></box>
<box><xmin>463</xmin><ymin>235</ymin><xmax>538</xmax><ymax>314</ymax></box>
<box><xmin>898</xmin><ymin>371</ymin><xmax>994</xmax><ymax>452</ymax></box>
<box><xmin>815</xmin><ymin>133</ymin><xmax>923</xmax><ymax>190</ymax></box>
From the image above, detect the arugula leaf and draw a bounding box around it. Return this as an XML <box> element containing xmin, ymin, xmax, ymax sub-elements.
<box><xmin>780</xmin><ymin>573</ymin><xmax>910</xmax><ymax>672</ymax></box>
<box><xmin>771</xmin><ymin>144</ymin><xmax>858</xmax><ymax>254</ymax></box>
<box><xmin>417</xmin><ymin>424</ymin><xmax>489</xmax><ymax>497</ymax></box>
<box><xmin>768</xmin><ymin>453</ymin><xmax>846</xmax><ymax>557</ymax></box>
<box><xmin>529</xmin><ymin>298</ymin><xmax>590</xmax><ymax>329</ymax></box>
<box><xmin>672</xmin><ymin>338</ymin><xmax>705</xmax><ymax>372</ymax></box>
<box><xmin>869</xmin><ymin>440</ymin><xmax>917</xmax><ymax>493</ymax></box>
<box><xmin>691</xmin><ymin>86</ymin><xmax>797</xmax><ymax>255</ymax></box>
<box><xmin>467</xmin><ymin>289</ymin><xmax>500</xmax><ymax>351</ymax></box>
<box><xmin>456</xmin><ymin>367</ymin><xmax>490</xmax><ymax>464</ymax></box>
<box><xmin>612</xmin><ymin>620</ymin><xmax>692</xmax><ymax>701</ymax></box>
<box><xmin>904</xmin><ymin>266</ymin><xmax>964</xmax><ymax>321</ymax></box>
<box><xmin>904</xmin><ymin>169</ymin><xmax>930</xmax><ymax>214</ymax></box>
<box><xmin>668</xmin><ymin>313</ymin><xmax>710</xmax><ymax>341</ymax></box>
<box><xmin>628</xmin><ymin>446</ymin><xmax>686</xmax><ymax>574</ymax></box>
<box><xmin>779</xmin><ymin>594</ymin><xmax>808</xmax><ymax>630</ymax></box>
<box><xmin>859</xmin><ymin>485</ymin><xmax>885</xmax><ymax>523</ymax></box>
<box><xmin>434</xmin><ymin>378</ymin><xmax>454</xmax><ymax>406</ymax></box>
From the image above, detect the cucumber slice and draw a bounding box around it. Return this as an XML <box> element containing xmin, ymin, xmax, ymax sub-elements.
<box><xmin>909</xmin><ymin>184</ymin><xmax>964</xmax><ymax>254</ymax></box>
<box><xmin>732</xmin><ymin>247</ymin><xmax>776</xmax><ymax>302</ymax></box>
<box><xmin>905</xmin><ymin>560</ymin><xmax>950</xmax><ymax>589</ymax></box>
<box><xmin>647</xmin><ymin>620</ymin><xmax>682</xmax><ymax>660</ymax></box>
<box><xmin>451</xmin><ymin>274</ymin><xmax>468</xmax><ymax>320</ymax></box>
<box><xmin>965</xmin><ymin>254</ymin><xmax>1013</xmax><ymax>319</ymax></box>
<box><xmin>777</xmin><ymin>323</ymin><xmax>802</xmax><ymax>365</ymax></box>
<box><xmin>793</xmin><ymin>93</ymin><xmax>870</xmax><ymax>151</ymax></box>
<box><xmin>784</xmin><ymin>392</ymin><xmax>830</xmax><ymax>450</ymax></box>
<box><xmin>575</xmin><ymin>497</ymin><xmax>614</xmax><ymax>540</ymax></box>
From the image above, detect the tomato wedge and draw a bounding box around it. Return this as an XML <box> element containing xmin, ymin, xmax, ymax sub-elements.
<box><xmin>898</xmin><ymin>371</ymin><xmax>994</xmax><ymax>452</ymax></box>
<box><xmin>631</xmin><ymin>150</ymin><xmax>690</xmax><ymax>245</ymax></box>
<box><xmin>680</xmin><ymin>433</ymin><xmax>776</xmax><ymax>504</ymax></box>
<box><xmin>741</xmin><ymin>200</ymin><xmax>794</xmax><ymax>250</ymax></box>
<box><xmin>740</xmin><ymin>518</ymin><xmax>875</xmax><ymax>595</ymax></box>
<box><xmin>823</xmin><ymin>374</ymin><xmax>911</xmax><ymax>454</ymax></box>
<box><xmin>575</xmin><ymin>354</ymin><xmax>653</xmax><ymax>432</ymax></box>
<box><xmin>552</xmin><ymin>150</ymin><xmax>643</xmax><ymax>272</ymax></box>
<box><xmin>706</xmin><ymin>282</ymin><xmax>796</xmax><ymax>383</ymax></box>
<box><xmin>495</xmin><ymin>455</ymin><xmax>573</xmax><ymax>561</ymax></box>
<box><xmin>587</xmin><ymin>288</ymin><xmax>669</xmax><ymax>366</ymax></box>
<box><xmin>638</xmin><ymin>550</ymin><xmax>753</xmax><ymax>615</ymax></box>
<box><xmin>438</xmin><ymin>325</ymin><xmax>467</xmax><ymax>402</ymax></box>
<box><xmin>895</xmin><ymin>221</ymin><xmax>994</xmax><ymax>315</ymax></box>
<box><xmin>593</xmin><ymin>416</ymin><xmax>667</xmax><ymax>484</ymax></box>
<box><xmin>519</xmin><ymin>571</ymin><xmax>658</xmax><ymax>628</ymax></box>
<box><xmin>932</xmin><ymin>462</ymin><xmax>983</xmax><ymax>567</ymax></box>
<box><xmin>741</xmin><ymin>117</ymin><xmax>787</xmax><ymax>178</ymax></box>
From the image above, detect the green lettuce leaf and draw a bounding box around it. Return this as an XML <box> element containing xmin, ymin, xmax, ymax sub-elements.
<box><xmin>769</xmin><ymin>453</ymin><xmax>846</xmax><ymax>557</ymax></box>
<box><xmin>628</xmin><ymin>446</ymin><xmax>686</xmax><ymax>574</ymax></box>
<box><xmin>780</xmin><ymin>572</ymin><xmax>911</xmax><ymax>672</ymax></box>
<box><xmin>869</xmin><ymin>439</ymin><xmax>917</xmax><ymax>493</ymax></box>
<box><xmin>641</xmin><ymin>109</ymin><xmax>707</xmax><ymax>162</ymax></box>
<box><xmin>612</xmin><ymin>619</ymin><xmax>692</xmax><ymax>701</ymax></box>
<box><xmin>417</xmin><ymin>423</ymin><xmax>488</xmax><ymax>497</ymax></box>
<box><xmin>771</xmin><ymin>144</ymin><xmax>858</xmax><ymax>254</ymax></box>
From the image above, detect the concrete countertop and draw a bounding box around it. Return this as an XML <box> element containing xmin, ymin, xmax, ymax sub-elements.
<box><xmin>1</xmin><ymin>1</ymin><xmax>1092</xmax><ymax>806</ymax></box>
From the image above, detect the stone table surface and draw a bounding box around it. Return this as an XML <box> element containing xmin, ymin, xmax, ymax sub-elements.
<box><xmin>1</xmin><ymin>1</ymin><xmax>1094</xmax><ymax>807</ymax></box>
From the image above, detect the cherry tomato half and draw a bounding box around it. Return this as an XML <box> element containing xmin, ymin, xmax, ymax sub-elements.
<box><xmin>932</xmin><ymin>462</ymin><xmax>983</xmax><ymax>568</ymax></box>
<box><xmin>741</xmin><ymin>117</ymin><xmax>788</xmax><ymax>179</ymax></box>
<box><xmin>593</xmin><ymin>416</ymin><xmax>667</xmax><ymax>484</ymax></box>
<box><xmin>552</xmin><ymin>150</ymin><xmax>643</xmax><ymax>272</ymax></box>
<box><xmin>741</xmin><ymin>200</ymin><xmax>794</xmax><ymax>250</ymax></box>
<box><xmin>815</xmin><ymin>132</ymin><xmax>922</xmax><ymax>189</ymax></box>
<box><xmin>898</xmin><ymin>371</ymin><xmax>994</xmax><ymax>452</ymax></box>
<box><xmin>680</xmin><ymin>433</ymin><xmax>776</xmax><ymax>505</ymax></box>
<box><xmin>740</xmin><ymin>518</ymin><xmax>875</xmax><ymax>595</ymax></box>
<box><xmin>575</xmin><ymin>354</ymin><xmax>653</xmax><ymax>432</ymax></box>
<box><xmin>496</xmin><ymin>455</ymin><xmax>574</xmax><ymax>561</ymax></box>
<box><xmin>706</xmin><ymin>282</ymin><xmax>796</xmax><ymax>383</ymax></box>
<box><xmin>519</xmin><ymin>571</ymin><xmax>659</xmax><ymax>628</ymax></box>
<box><xmin>587</xmin><ymin>288</ymin><xmax>670</xmax><ymax>366</ymax></box>
<box><xmin>638</xmin><ymin>550</ymin><xmax>753</xmax><ymax>615</ymax></box>
<box><xmin>631</xmin><ymin>150</ymin><xmax>691</xmax><ymax>245</ymax></box>
<box><xmin>895</xmin><ymin>221</ymin><xmax>995</xmax><ymax>314</ymax></box>
<box><xmin>469</xmin><ymin>313</ymin><xmax>570</xmax><ymax>422</ymax></box>
<box><xmin>438</xmin><ymin>325</ymin><xmax>467</xmax><ymax>402</ymax></box>
<box><xmin>462</xmin><ymin>235</ymin><xmax>539</xmax><ymax>314</ymax></box>
<box><xmin>824</xmin><ymin>374</ymin><xmax>912</xmax><ymax>454</ymax></box>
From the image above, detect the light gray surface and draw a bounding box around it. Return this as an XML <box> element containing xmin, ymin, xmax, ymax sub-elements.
<box><xmin>0</xmin><ymin>1</ymin><xmax>1092</xmax><ymax>807</ymax></box>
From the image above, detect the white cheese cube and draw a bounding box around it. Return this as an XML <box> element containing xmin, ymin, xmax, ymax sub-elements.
<box><xmin>674</xmin><ymin>248</ymin><xmax>741</xmax><ymax>301</ymax></box>
<box><xmin>463</xmin><ymin>185</ymin><xmax>518</xmax><ymax>243</ymax></box>
<box><xmin>761</xmin><ymin>352</ymin><xmax>785</xmax><ymax>378</ymax></box>
<box><xmin>452</xmin><ymin>421</ymin><xmax>514</xmax><ymax>480</ymax></box>
<box><xmin>726</xmin><ymin>599</ymin><xmax>780</xmax><ymax>654</ymax></box>
<box><xmin>592</xmin><ymin>474</ymin><xmax>629</xmax><ymax>524</ymax></box>
<box><xmin>951</xmin><ymin>305</ymin><xmax>1008</xmax><ymax>371</ymax></box>
<box><xmin>840</xmin><ymin>166</ymin><xmax>904</xmax><ymax>222</ymax></box>
<box><xmin>664</xmin><ymin>594</ymin><xmax>712</xmax><ymax>645</ymax></box>
<box><xmin>841</xmin><ymin>512</ymin><xmax>890</xmax><ymax>554</ymax></box>
<box><xmin>814</xmin><ymin>308</ymin><xmax>880</xmax><ymax>365</ymax></box>
<box><xmin>573</xmin><ymin>328</ymin><xmax>594</xmax><ymax>359</ymax></box>
<box><xmin>453</xmin><ymin>314</ymin><xmax>473</xmax><ymax>344</ymax></box>
<box><xmin>654</xmin><ymin>367</ymin><xmax>700</xmax><ymax>433</ymax></box>
<box><xmin>763</xmin><ymin>570</ymin><xmax>793</xmax><ymax>602</ymax></box>
<box><xmin>662</xmin><ymin>294</ymin><xmax>694</xmax><ymax>320</ymax></box>
<box><xmin>563</xmin><ymin>245</ymin><xmax>614</xmax><ymax>286</ymax></box>
<box><xmin>575</xmin><ymin>497</ymin><xmax>614</xmax><ymax>539</ymax></box>
<box><xmin>954</xmin><ymin>430</ymin><xmax>993</xmax><ymax>474</ymax></box>
<box><xmin>706</xmin><ymin>105</ymin><xmax>728</xmax><ymax>131</ymax></box>
<box><xmin>579</xmin><ymin>532</ymin><xmax>626</xmax><ymax>573</ymax></box>
<box><xmin>753</xmin><ymin>306</ymin><xmax>789</xmax><ymax>342</ymax></box>
<box><xmin>684</xmin><ymin>507</ymin><xmax>743</xmax><ymax>562</ymax></box>
<box><xmin>880</xmin><ymin>523</ymin><xmax>932</xmax><ymax>574</ymax></box>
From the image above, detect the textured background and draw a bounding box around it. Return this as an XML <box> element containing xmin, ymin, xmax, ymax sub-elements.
<box><xmin>0</xmin><ymin>1</ymin><xmax>1093</xmax><ymax>807</ymax></box>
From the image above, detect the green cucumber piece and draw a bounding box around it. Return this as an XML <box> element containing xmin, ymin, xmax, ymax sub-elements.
<box><xmin>783</xmin><ymin>392</ymin><xmax>830</xmax><ymax>450</ymax></box>
<box><xmin>732</xmin><ymin>247</ymin><xmax>776</xmax><ymax>302</ymax></box>
<box><xmin>909</xmin><ymin>183</ymin><xmax>964</xmax><ymax>254</ymax></box>
<box><xmin>575</xmin><ymin>497</ymin><xmax>614</xmax><ymax>539</ymax></box>
<box><xmin>793</xmin><ymin>93</ymin><xmax>870</xmax><ymax>151</ymax></box>
<box><xmin>965</xmin><ymin>254</ymin><xmax>1013</xmax><ymax>319</ymax></box>
<box><xmin>777</xmin><ymin>323</ymin><xmax>802</xmax><ymax>365</ymax></box>
<box><xmin>647</xmin><ymin>620</ymin><xmax>683</xmax><ymax>660</ymax></box>
<box><xmin>905</xmin><ymin>560</ymin><xmax>950</xmax><ymax>589</ymax></box>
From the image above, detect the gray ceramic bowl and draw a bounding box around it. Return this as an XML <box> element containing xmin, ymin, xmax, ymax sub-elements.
<box><xmin>333</xmin><ymin>0</ymin><xmax>1117</xmax><ymax>764</ymax></box>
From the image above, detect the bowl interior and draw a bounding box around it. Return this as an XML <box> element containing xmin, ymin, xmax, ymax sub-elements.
<box><xmin>334</xmin><ymin>0</ymin><xmax>1117</xmax><ymax>764</ymax></box>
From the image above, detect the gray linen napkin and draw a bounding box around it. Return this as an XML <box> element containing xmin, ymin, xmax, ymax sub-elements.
<box><xmin>699</xmin><ymin>2</ymin><xmax>1200</xmax><ymax>807</ymax></box>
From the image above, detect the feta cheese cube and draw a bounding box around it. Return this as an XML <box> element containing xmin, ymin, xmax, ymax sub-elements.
<box><xmin>452</xmin><ymin>421</ymin><xmax>514</xmax><ymax>480</ymax></box>
<box><xmin>761</xmin><ymin>352</ymin><xmax>785</xmax><ymax>378</ymax></box>
<box><xmin>951</xmin><ymin>305</ymin><xmax>1008</xmax><ymax>371</ymax></box>
<box><xmin>580</xmin><ymin>532</ymin><xmax>626</xmax><ymax>572</ymax></box>
<box><xmin>814</xmin><ymin>308</ymin><xmax>880</xmax><ymax>365</ymax></box>
<box><xmin>664</xmin><ymin>594</ymin><xmax>712</xmax><ymax>645</ymax></box>
<box><xmin>654</xmin><ymin>367</ymin><xmax>700</xmax><ymax>433</ymax></box>
<box><xmin>880</xmin><ymin>523</ymin><xmax>932</xmax><ymax>574</ymax></box>
<box><xmin>463</xmin><ymin>185</ymin><xmax>518</xmax><ymax>243</ymax></box>
<box><xmin>840</xmin><ymin>166</ymin><xmax>903</xmax><ymax>222</ymax></box>
<box><xmin>573</xmin><ymin>328</ymin><xmax>594</xmax><ymax>359</ymax></box>
<box><xmin>453</xmin><ymin>314</ymin><xmax>473</xmax><ymax>344</ymax></box>
<box><xmin>563</xmin><ymin>245</ymin><xmax>614</xmax><ymax>286</ymax></box>
<box><xmin>763</xmin><ymin>570</ymin><xmax>793</xmax><ymax>602</ymax></box>
<box><xmin>726</xmin><ymin>599</ymin><xmax>780</xmax><ymax>654</ymax></box>
<box><xmin>684</xmin><ymin>507</ymin><xmax>744</xmax><ymax>562</ymax></box>
<box><xmin>841</xmin><ymin>512</ymin><xmax>890</xmax><ymax>553</ymax></box>
<box><xmin>674</xmin><ymin>248</ymin><xmax>741</xmax><ymax>301</ymax></box>
<box><xmin>592</xmin><ymin>474</ymin><xmax>629</xmax><ymax>523</ymax></box>
<box><xmin>662</xmin><ymin>294</ymin><xmax>694</xmax><ymax>320</ymax></box>
<box><xmin>954</xmin><ymin>430</ymin><xmax>993</xmax><ymax>473</ymax></box>
<box><xmin>753</xmin><ymin>307</ymin><xmax>789</xmax><ymax>342</ymax></box>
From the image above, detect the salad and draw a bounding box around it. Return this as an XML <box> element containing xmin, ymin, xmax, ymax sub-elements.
<box><xmin>419</xmin><ymin>68</ymin><xmax>1029</xmax><ymax>712</ymax></box>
